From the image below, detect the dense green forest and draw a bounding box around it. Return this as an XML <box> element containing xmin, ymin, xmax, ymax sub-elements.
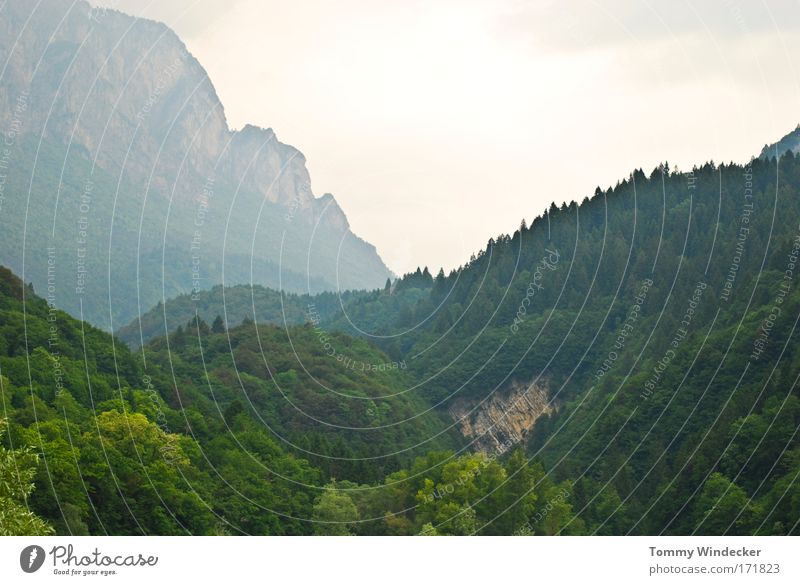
<box><xmin>330</xmin><ymin>153</ymin><xmax>800</xmax><ymax>534</ymax></box>
<box><xmin>0</xmin><ymin>265</ymin><xmax>581</xmax><ymax>535</ymax></box>
<box><xmin>3</xmin><ymin>150</ymin><xmax>800</xmax><ymax>535</ymax></box>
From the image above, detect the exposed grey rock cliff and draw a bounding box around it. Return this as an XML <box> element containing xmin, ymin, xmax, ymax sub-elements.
<box><xmin>449</xmin><ymin>378</ymin><xmax>554</xmax><ymax>454</ymax></box>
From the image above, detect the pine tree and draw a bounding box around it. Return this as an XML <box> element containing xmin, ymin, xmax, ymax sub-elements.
<box><xmin>212</xmin><ymin>315</ymin><xmax>226</xmax><ymax>333</ymax></box>
<box><xmin>172</xmin><ymin>325</ymin><xmax>186</xmax><ymax>349</ymax></box>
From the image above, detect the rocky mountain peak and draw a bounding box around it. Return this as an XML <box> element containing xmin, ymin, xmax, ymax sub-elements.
<box><xmin>0</xmin><ymin>0</ymin><xmax>393</xmax><ymax>328</ymax></box>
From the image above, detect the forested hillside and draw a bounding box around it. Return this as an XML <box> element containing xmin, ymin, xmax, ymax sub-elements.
<box><xmin>4</xmin><ymin>148</ymin><xmax>800</xmax><ymax>535</ymax></box>
<box><xmin>327</xmin><ymin>153</ymin><xmax>800</xmax><ymax>534</ymax></box>
<box><xmin>126</xmin><ymin>151</ymin><xmax>800</xmax><ymax>534</ymax></box>
<box><xmin>116</xmin><ymin>284</ymin><xmax>366</xmax><ymax>348</ymax></box>
<box><xmin>1</xmin><ymin>265</ymin><xmax>583</xmax><ymax>535</ymax></box>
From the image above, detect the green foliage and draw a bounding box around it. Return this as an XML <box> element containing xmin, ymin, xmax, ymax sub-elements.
<box><xmin>312</xmin><ymin>482</ymin><xmax>360</xmax><ymax>535</ymax></box>
<box><xmin>142</xmin><ymin>316</ymin><xmax>455</xmax><ymax>483</ymax></box>
<box><xmin>0</xmin><ymin>268</ymin><xmax>325</xmax><ymax>534</ymax></box>
<box><xmin>692</xmin><ymin>473</ymin><xmax>759</xmax><ymax>535</ymax></box>
<box><xmin>0</xmin><ymin>420</ymin><xmax>54</xmax><ymax>536</ymax></box>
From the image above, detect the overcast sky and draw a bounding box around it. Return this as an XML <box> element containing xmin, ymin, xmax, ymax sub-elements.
<box><xmin>96</xmin><ymin>0</ymin><xmax>800</xmax><ymax>275</ymax></box>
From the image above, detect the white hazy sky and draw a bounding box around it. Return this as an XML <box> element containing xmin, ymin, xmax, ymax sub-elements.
<box><xmin>96</xmin><ymin>0</ymin><xmax>800</xmax><ymax>275</ymax></box>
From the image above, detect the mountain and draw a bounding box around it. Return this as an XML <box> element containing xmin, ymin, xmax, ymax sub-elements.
<box><xmin>5</xmin><ymin>145</ymin><xmax>800</xmax><ymax>535</ymax></box>
<box><xmin>3</xmin><ymin>144</ymin><xmax>800</xmax><ymax>534</ymax></box>
<box><xmin>2</xmin><ymin>0</ymin><xmax>800</xmax><ymax>536</ymax></box>
<box><xmin>119</xmin><ymin>142</ymin><xmax>800</xmax><ymax>534</ymax></box>
<box><xmin>322</xmin><ymin>152</ymin><xmax>800</xmax><ymax>534</ymax></box>
<box><xmin>0</xmin><ymin>0</ymin><xmax>392</xmax><ymax>330</ymax></box>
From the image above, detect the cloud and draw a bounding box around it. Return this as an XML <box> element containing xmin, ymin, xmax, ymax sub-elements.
<box><xmin>494</xmin><ymin>0</ymin><xmax>800</xmax><ymax>53</ymax></box>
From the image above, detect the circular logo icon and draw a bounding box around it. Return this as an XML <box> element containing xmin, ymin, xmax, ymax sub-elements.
<box><xmin>20</xmin><ymin>545</ymin><xmax>46</xmax><ymax>573</ymax></box>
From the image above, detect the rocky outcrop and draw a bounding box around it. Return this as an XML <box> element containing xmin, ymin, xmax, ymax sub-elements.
<box><xmin>449</xmin><ymin>379</ymin><xmax>554</xmax><ymax>454</ymax></box>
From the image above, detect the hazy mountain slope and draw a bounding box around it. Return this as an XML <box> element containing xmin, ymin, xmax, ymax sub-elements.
<box><xmin>760</xmin><ymin>124</ymin><xmax>800</xmax><ymax>159</ymax></box>
<box><xmin>115</xmin><ymin>283</ymin><xmax>371</xmax><ymax>348</ymax></box>
<box><xmin>0</xmin><ymin>0</ymin><xmax>392</xmax><ymax>330</ymax></box>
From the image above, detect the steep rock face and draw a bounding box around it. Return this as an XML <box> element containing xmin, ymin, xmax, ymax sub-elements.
<box><xmin>225</xmin><ymin>125</ymin><xmax>312</xmax><ymax>208</ymax></box>
<box><xmin>0</xmin><ymin>0</ymin><xmax>392</xmax><ymax>328</ymax></box>
<box><xmin>449</xmin><ymin>379</ymin><xmax>554</xmax><ymax>454</ymax></box>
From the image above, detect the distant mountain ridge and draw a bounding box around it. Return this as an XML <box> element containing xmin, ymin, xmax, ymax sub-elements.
<box><xmin>0</xmin><ymin>0</ymin><xmax>392</xmax><ymax>329</ymax></box>
<box><xmin>115</xmin><ymin>283</ymin><xmax>358</xmax><ymax>348</ymax></box>
<box><xmin>760</xmin><ymin>124</ymin><xmax>800</xmax><ymax>159</ymax></box>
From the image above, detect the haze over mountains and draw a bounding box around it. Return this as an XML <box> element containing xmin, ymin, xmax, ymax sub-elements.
<box><xmin>0</xmin><ymin>0</ymin><xmax>392</xmax><ymax>329</ymax></box>
<box><xmin>1</xmin><ymin>0</ymin><xmax>799</xmax><ymax>538</ymax></box>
